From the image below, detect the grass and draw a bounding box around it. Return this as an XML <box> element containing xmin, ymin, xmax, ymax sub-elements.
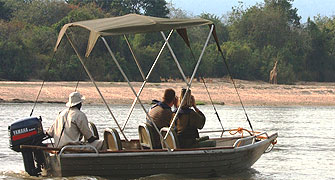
<box><xmin>195</xmin><ymin>101</ymin><xmax>206</xmax><ymax>105</ymax></box>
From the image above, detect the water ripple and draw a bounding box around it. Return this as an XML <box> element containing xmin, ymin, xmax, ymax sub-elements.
<box><xmin>1</xmin><ymin>104</ymin><xmax>334</xmax><ymax>180</ymax></box>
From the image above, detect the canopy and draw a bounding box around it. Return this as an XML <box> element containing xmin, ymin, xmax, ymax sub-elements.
<box><xmin>54</xmin><ymin>13</ymin><xmax>213</xmax><ymax>57</ymax></box>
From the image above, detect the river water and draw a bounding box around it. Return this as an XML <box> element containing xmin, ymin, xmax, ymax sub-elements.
<box><xmin>0</xmin><ymin>103</ymin><xmax>334</xmax><ymax>180</ymax></box>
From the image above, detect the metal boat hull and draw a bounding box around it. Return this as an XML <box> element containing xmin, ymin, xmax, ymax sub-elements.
<box><xmin>44</xmin><ymin>133</ymin><xmax>277</xmax><ymax>178</ymax></box>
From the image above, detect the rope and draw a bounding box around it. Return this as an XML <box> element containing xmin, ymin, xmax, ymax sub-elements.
<box><xmin>30</xmin><ymin>51</ymin><xmax>57</xmax><ymax>117</ymax></box>
<box><xmin>217</xmin><ymin>48</ymin><xmax>254</xmax><ymax>133</ymax></box>
<box><xmin>229</xmin><ymin>127</ymin><xmax>248</xmax><ymax>147</ymax></box>
<box><xmin>201</xmin><ymin>77</ymin><xmax>225</xmax><ymax>136</ymax></box>
<box><xmin>264</xmin><ymin>139</ymin><xmax>277</xmax><ymax>153</ymax></box>
<box><xmin>228</xmin><ymin>127</ymin><xmax>277</xmax><ymax>147</ymax></box>
<box><xmin>229</xmin><ymin>127</ymin><xmax>254</xmax><ymax>136</ymax></box>
<box><xmin>75</xmin><ymin>80</ymin><xmax>79</xmax><ymax>91</ymax></box>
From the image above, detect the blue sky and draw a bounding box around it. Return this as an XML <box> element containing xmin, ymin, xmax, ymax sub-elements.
<box><xmin>169</xmin><ymin>0</ymin><xmax>335</xmax><ymax>22</ymax></box>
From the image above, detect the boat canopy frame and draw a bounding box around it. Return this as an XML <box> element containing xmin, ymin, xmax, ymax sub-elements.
<box><xmin>53</xmin><ymin>14</ymin><xmax>234</xmax><ymax>150</ymax></box>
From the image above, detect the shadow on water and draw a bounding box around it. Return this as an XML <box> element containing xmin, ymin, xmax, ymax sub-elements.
<box><xmin>136</xmin><ymin>168</ymin><xmax>260</xmax><ymax>180</ymax></box>
<box><xmin>0</xmin><ymin>168</ymin><xmax>261</xmax><ymax>180</ymax></box>
<box><xmin>1</xmin><ymin>171</ymin><xmax>109</xmax><ymax>180</ymax></box>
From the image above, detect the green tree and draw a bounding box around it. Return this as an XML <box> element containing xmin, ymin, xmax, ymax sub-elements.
<box><xmin>200</xmin><ymin>13</ymin><xmax>229</xmax><ymax>44</ymax></box>
<box><xmin>226</xmin><ymin>0</ymin><xmax>304</xmax><ymax>83</ymax></box>
<box><xmin>0</xmin><ymin>1</ymin><xmax>12</xmax><ymax>21</ymax></box>
<box><xmin>264</xmin><ymin>0</ymin><xmax>301</xmax><ymax>26</ymax></box>
<box><xmin>303</xmin><ymin>18</ymin><xmax>331</xmax><ymax>81</ymax></box>
<box><xmin>315</xmin><ymin>16</ymin><xmax>335</xmax><ymax>57</ymax></box>
<box><xmin>53</xmin><ymin>3</ymin><xmax>105</xmax><ymax>31</ymax></box>
<box><xmin>49</xmin><ymin>4</ymin><xmax>106</xmax><ymax>80</ymax></box>
<box><xmin>222</xmin><ymin>41</ymin><xmax>252</xmax><ymax>79</ymax></box>
<box><xmin>11</xmin><ymin>0</ymin><xmax>72</xmax><ymax>27</ymax></box>
<box><xmin>229</xmin><ymin>3</ymin><xmax>292</xmax><ymax>49</ymax></box>
<box><xmin>66</xmin><ymin>0</ymin><xmax>169</xmax><ymax>17</ymax></box>
<box><xmin>0</xmin><ymin>21</ymin><xmax>44</xmax><ymax>80</ymax></box>
<box><xmin>142</xmin><ymin>0</ymin><xmax>169</xmax><ymax>18</ymax></box>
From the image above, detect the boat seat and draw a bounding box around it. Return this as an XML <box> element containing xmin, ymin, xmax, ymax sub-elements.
<box><xmin>138</xmin><ymin>123</ymin><xmax>156</xmax><ymax>149</ymax></box>
<box><xmin>82</xmin><ymin>122</ymin><xmax>99</xmax><ymax>142</ymax></box>
<box><xmin>104</xmin><ymin>128</ymin><xmax>122</xmax><ymax>151</ymax></box>
<box><xmin>89</xmin><ymin>122</ymin><xmax>99</xmax><ymax>139</ymax></box>
<box><xmin>160</xmin><ymin>127</ymin><xmax>179</xmax><ymax>149</ymax></box>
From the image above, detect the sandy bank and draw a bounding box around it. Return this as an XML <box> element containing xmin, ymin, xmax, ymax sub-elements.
<box><xmin>1</xmin><ymin>79</ymin><xmax>335</xmax><ymax>106</ymax></box>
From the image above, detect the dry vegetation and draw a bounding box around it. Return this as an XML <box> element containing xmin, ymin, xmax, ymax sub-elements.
<box><xmin>1</xmin><ymin>79</ymin><xmax>335</xmax><ymax>106</ymax></box>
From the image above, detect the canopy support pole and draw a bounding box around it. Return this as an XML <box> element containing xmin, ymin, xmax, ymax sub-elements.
<box><xmin>121</xmin><ymin>30</ymin><xmax>174</xmax><ymax>131</ymax></box>
<box><xmin>163</xmin><ymin>25</ymin><xmax>215</xmax><ymax>140</ymax></box>
<box><xmin>101</xmin><ymin>37</ymin><xmax>171</xmax><ymax>150</ymax></box>
<box><xmin>65</xmin><ymin>32</ymin><xmax>129</xmax><ymax>141</ymax></box>
<box><xmin>160</xmin><ymin>31</ymin><xmax>189</xmax><ymax>85</ymax></box>
<box><xmin>124</xmin><ymin>35</ymin><xmax>146</xmax><ymax>81</ymax></box>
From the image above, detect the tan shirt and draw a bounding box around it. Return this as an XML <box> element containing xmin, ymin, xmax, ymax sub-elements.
<box><xmin>147</xmin><ymin>104</ymin><xmax>172</xmax><ymax>148</ymax></box>
<box><xmin>47</xmin><ymin>107</ymin><xmax>93</xmax><ymax>148</ymax></box>
<box><xmin>148</xmin><ymin>105</ymin><xmax>172</xmax><ymax>129</ymax></box>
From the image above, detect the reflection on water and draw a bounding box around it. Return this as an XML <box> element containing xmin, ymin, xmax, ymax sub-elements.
<box><xmin>1</xmin><ymin>103</ymin><xmax>334</xmax><ymax>180</ymax></box>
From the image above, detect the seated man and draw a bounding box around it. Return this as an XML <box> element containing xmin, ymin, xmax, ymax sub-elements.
<box><xmin>174</xmin><ymin>88</ymin><xmax>214</xmax><ymax>148</ymax></box>
<box><xmin>147</xmin><ymin>88</ymin><xmax>178</xmax><ymax>148</ymax></box>
<box><xmin>47</xmin><ymin>92</ymin><xmax>105</xmax><ymax>150</ymax></box>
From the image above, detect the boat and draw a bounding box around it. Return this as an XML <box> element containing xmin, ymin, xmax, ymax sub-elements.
<box><xmin>8</xmin><ymin>14</ymin><xmax>278</xmax><ymax>178</ymax></box>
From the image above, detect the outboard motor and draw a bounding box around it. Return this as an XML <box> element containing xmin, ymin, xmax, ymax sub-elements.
<box><xmin>8</xmin><ymin>117</ymin><xmax>47</xmax><ymax>176</ymax></box>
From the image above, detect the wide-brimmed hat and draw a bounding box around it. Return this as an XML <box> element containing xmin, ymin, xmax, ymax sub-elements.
<box><xmin>66</xmin><ymin>92</ymin><xmax>85</xmax><ymax>107</ymax></box>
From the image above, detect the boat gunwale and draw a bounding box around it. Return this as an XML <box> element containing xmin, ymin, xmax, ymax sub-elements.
<box><xmin>58</xmin><ymin>133</ymin><xmax>278</xmax><ymax>158</ymax></box>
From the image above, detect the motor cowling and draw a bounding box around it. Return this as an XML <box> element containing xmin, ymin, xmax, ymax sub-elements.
<box><xmin>8</xmin><ymin>117</ymin><xmax>46</xmax><ymax>176</ymax></box>
<box><xmin>8</xmin><ymin>117</ymin><xmax>45</xmax><ymax>152</ymax></box>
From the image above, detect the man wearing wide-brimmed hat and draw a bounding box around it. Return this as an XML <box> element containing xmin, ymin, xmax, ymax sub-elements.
<box><xmin>47</xmin><ymin>92</ymin><xmax>105</xmax><ymax>150</ymax></box>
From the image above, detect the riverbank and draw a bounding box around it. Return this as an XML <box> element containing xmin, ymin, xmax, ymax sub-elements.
<box><xmin>1</xmin><ymin>79</ymin><xmax>335</xmax><ymax>106</ymax></box>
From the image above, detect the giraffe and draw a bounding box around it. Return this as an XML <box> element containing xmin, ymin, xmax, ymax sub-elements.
<box><xmin>269</xmin><ymin>60</ymin><xmax>278</xmax><ymax>84</ymax></box>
